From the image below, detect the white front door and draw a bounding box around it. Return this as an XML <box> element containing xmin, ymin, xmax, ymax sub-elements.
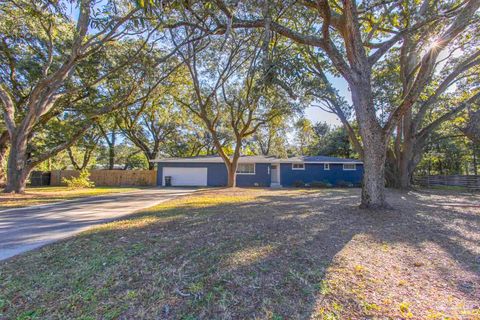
<box><xmin>163</xmin><ymin>167</ymin><xmax>208</xmax><ymax>186</ymax></box>
<box><xmin>271</xmin><ymin>165</ymin><xmax>279</xmax><ymax>183</ymax></box>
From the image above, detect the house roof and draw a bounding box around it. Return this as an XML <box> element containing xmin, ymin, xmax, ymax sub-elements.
<box><xmin>151</xmin><ymin>155</ymin><xmax>362</xmax><ymax>164</ymax></box>
<box><xmin>151</xmin><ymin>155</ymin><xmax>277</xmax><ymax>163</ymax></box>
<box><xmin>281</xmin><ymin>156</ymin><xmax>362</xmax><ymax>163</ymax></box>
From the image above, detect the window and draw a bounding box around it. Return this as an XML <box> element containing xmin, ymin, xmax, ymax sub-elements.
<box><xmin>324</xmin><ymin>163</ymin><xmax>330</xmax><ymax>170</ymax></box>
<box><xmin>236</xmin><ymin>163</ymin><xmax>255</xmax><ymax>174</ymax></box>
<box><xmin>292</xmin><ymin>163</ymin><xmax>305</xmax><ymax>170</ymax></box>
<box><xmin>343</xmin><ymin>163</ymin><xmax>356</xmax><ymax>170</ymax></box>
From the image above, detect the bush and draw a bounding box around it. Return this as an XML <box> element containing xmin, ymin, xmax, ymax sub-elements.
<box><xmin>310</xmin><ymin>180</ymin><xmax>332</xmax><ymax>188</ymax></box>
<box><xmin>62</xmin><ymin>170</ymin><xmax>95</xmax><ymax>189</ymax></box>
<box><xmin>336</xmin><ymin>180</ymin><xmax>354</xmax><ymax>188</ymax></box>
<box><xmin>292</xmin><ymin>180</ymin><xmax>305</xmax><ymax>187</ymax></box>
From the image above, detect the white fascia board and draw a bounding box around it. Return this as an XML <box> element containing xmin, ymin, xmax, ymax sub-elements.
<box><xmin>151</xmin><ymin>159</ymin><xmax>273</xmax><ymax>164</ymax></box>
<box><xmin>306</xmin><ymin>161</ymin><xmax>364</xmax><ymax>164</ymax></box>
<box><xmin>274</xmin><ymin>160</ymin><xmax>363</xmax><ymax>164</ymax></box>
<box><xmin>151</xmin><ymin>159</ymin><xmax>223</xmax><ymax>163</ymax></box>
<box><xmin>151</xmin><ymin>158</ymin><xmax>363</xmax><ymax>164</ymax></box>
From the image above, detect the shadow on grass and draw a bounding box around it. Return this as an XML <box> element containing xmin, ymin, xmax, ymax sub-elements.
<box><xmin>0</xmin><ymin>188</ymin><xmax>478</xmax><ymax>319</ymax></box>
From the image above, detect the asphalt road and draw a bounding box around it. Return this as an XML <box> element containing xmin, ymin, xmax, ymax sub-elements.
<box><xmin>0</xmin><ymin>188</ymin><xmax>196</xmax><ymax>260</ymax></box>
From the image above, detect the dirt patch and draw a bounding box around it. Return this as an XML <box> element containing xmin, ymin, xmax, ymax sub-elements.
<box><xmin>0</xmin><ymin>188</ymin><xmax>478</xmax><ymax>319</ymax></box>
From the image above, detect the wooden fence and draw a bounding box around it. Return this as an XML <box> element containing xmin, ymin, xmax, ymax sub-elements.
<box><xmin>50</xmin><ymin>170</ymin><xmax>157</xmax><ymax>186</ymax></box>
<box><xmin>414</xmin><ymin>175</ymin><xmax>480</xmax><ymax>190</ymax></box>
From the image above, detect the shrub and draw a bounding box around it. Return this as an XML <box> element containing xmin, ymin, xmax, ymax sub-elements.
<box><xmin>313</xmin><ymin>180</ymin><xmax>333</xmax><ymax>188</ymax></box>
<box><xmin>292</xmin><ymin>180</ymin><xmax>305</xmax><ymax>187</ymax></box>
<box><xmin>336</xmin><ymin>180</ymin><xmax>354</xmax><ymax>188</ymax></box>
<box><xmin>62</xmin><ymin>170</ymin><xmax>95</xmax><ymax>189</ymax></box>
<box><xmin>311</xmin><ymin>180</ymin><xmax>330</xmax><ymax>188</ymax></box>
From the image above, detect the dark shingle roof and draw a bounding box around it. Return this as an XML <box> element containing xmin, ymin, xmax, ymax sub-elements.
<box><xmin>152</xmin><ymin>155</ymin><xmax>362</xmax><ymax>164</ymax></box>
<box><xmin>151</xmin><ymin>155</ymin><xmax>278</xmax><ymax>163</ymax></box>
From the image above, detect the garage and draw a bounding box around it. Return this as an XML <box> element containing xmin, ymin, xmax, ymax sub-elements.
<box><xmin>162</xmin><ymin>167</ymin><xmax>208</xmax><ymax>186</ymax></box>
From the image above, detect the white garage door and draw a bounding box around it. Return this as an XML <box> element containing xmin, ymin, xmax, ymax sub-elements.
<box><xmin>163</xmin><ymin>167</ymin><xmax>208</xmax><ymax>186</ymax></box>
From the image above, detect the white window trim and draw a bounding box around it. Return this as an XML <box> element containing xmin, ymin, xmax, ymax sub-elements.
<box><xmin>292</xmin><ymin>163</ymin><xmax>305</xmax><ymax>170</ymax></box>
<box><xmin>343</xmin><ymin>163</ymin><xmax>356</xmax><ymax>171</ymax></box>
<box><xmin>324</xmin><ymin>163</ymin><xmax>330</xmax><ymax>170</ymax></box>
<box><xmin>236</xmin><ymin>163</ymin><xmax>256</xmax><ymax>175</ymax></box>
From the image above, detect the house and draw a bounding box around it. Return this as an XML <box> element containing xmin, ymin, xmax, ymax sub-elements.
<box><xmin>152</xmin><ymin>155</ymin><xmax>363</xmax><ymax>187</ymax></box>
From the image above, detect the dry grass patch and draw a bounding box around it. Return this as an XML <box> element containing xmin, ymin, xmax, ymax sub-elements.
<box><xmin>0</xmin><ymin>188</ymin><xmax>478</xmax><ymax>319</ymax></box>
<box><xmin>0</xmin><ymin>186</ymin><xmax>143</xmax><ymax>210</ymax></box>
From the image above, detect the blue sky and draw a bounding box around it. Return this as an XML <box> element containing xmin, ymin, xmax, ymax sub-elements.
<box><xmin>304</xmin><ymin>75</ymin><xmax>351</xmax><ymax>126</ymax></box>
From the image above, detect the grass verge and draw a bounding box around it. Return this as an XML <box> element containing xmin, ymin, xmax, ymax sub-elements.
<box><xmin>0</xmin><ymin>186</ymin><xmax>144</xmax><ymax>210</ymax></box>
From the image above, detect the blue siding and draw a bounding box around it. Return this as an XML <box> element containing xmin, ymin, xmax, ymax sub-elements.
<box><xmin>236</xmin><ymin>163</ymin><xmax>270</xmax><ymax>187</ymax></box>
<box><xmin>157</xmin><ymin>161</ymin><xmax>363</xmax><ymax>187</ymax></box>
<box><xmin>280</xmin><ymin>163</ymin><xmax>363</xmax><ymax>187</ymax></box>
<box><xmin>157</xmin><ymin>162</ymin><xmax>271</xmax><ymax>187</ymax></box>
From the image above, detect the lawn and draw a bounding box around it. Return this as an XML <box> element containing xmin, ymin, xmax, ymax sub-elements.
<box><xmin>0</xmin><ymin>188</ymin><xmax>478</xmax><ymax>319</ymax></box>
<box><xmin>0</xmin><ymin>186</ymin><xmax>144</xmax><ymax>210</ymax></box>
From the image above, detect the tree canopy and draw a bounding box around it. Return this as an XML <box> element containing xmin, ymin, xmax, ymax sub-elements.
<box><xmin>0</xmin><ymin>0</ymin><xmax>478</xmax><ymax>209</ymax></box>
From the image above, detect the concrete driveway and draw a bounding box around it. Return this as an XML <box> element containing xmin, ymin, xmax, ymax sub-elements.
<box><xmin>0</xmin><ymin>188</ymin><xmax>196</xmax><ymax>260</ymax></box>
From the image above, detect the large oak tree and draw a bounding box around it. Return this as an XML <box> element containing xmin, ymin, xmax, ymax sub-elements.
<box><xmin>174</xmin><ymin>0</ymin><xmax>480</xmax><ymax>207</ymax></box>
<box><xmin>0</xmin><ymin>0</ymin><xmax>146</xmax><ymax>192</ymax></box>
<box><xmin>0</xmin><ymin>0</ymin><xmax>191</xmax><ymax>192</ymax></box>
<box><xmin>173</xmin><ymin>27</ymin><xmax>295</xmax><ymax>187</ymax></box>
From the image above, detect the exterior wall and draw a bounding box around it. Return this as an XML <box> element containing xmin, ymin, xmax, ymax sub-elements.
<box><xmin>280</xmin><ymin>163</ymin><xmax>363</xmax><ymax>187</ymax></box>
<box><xmin>157</xmin><ymin>162</ymin><xmax>271</xmax><ymax>187</ymax></box>
<box><xmin>157</xmin><ymin>161</ymin><xmax>363</xmax><ymax>187</ymax></box>
<box><xmin>236</xmin><ymin>163</ymin><xmax>270</xmax><ymax>187</ymax></box>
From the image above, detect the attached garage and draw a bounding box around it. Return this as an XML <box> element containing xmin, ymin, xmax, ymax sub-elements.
<box><xmin>161</xmin><ymin>167</ymin><xmax>208</xmax><ymax>186</ymax></box>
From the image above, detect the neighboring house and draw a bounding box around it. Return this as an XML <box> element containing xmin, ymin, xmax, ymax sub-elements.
<box><xmin>152</xmin><ymin>155</ymin><xmax>363</xmax><ymax>187</ymax></box>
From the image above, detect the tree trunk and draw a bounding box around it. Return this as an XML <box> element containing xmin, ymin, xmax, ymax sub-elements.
<box><xmin>67</xmin><ymin>147</ymin><xmax>81</xmax><ymax>170</ymax></box>
<box><xmin>398</xmin><ymin>141</ymin><xmax>414</xmax><ymax>189</ymax></box>
<box><xmin>399</xmin><ymin>151</ymin><xmax>423</xmax><ymax>190</ymax></box>
<box><xmin>360</xmin><ymin>134</ymin><xmax>388</xmax><ymax>209</ymax></box>
<box><xmin>148</xmin><ymin>148</ymin><xmax>159</xmax><ymax>170</ymax></box>
<box><xmin>107</xmin><ymin>127</ymin><xmax>116</xmax><ymax>170</ymax></box>
<box><xmin>108</xmin><ymin>143</ymin><xmax>115</xmax><ymax>170</ymax></box>
<box><xmin>0</xmin><ymin>131</ymin><xmax>10</xmax><ymax>187</ymax></box>
<box><xmin>4</xmin><ymin>135</ymin><xmax>31</xmax><ymax>193</ymax></box>
<box><xmin>351</xmin><ymin>79</ymin><xmax>389</xmax><ymax>209</ymax></box>
<box><xmin>226</xmin><ymin>163</ymin><xmax>237</xmax><ymax>187</ymax></box>
<box><xmin>398</xmin><ymin>158</ymin><xmax>412</xmax><ymax>189</ymax></box>
<box><xmin>148</xmin><ymin>161</ymin><xmax>155</xmax><ymax>170</ymax></box>
<box><xmin>472</xmin><ymin>141</ymin><xmax>478</xmax><ymax>175</ymax></box>
<box><xmin>388</xmin><ymin>130</ymin><xmax>426</xmax><ymax>190</ymax></box>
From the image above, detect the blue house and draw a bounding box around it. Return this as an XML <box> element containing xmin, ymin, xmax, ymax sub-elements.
<box><xmin>152</xmin><ymin>155</ymin><xmax>363</xmax><ymax>187</ymax></box>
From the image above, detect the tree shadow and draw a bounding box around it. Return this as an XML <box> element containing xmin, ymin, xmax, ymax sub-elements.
<box><xmin>0</xmin><ymin>188</ymin><xmax>478</xmax><ymax>319</ymax></box>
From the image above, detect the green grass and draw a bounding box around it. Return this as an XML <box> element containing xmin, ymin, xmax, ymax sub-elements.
<box><xmin>0</xmin><ymin>188</ymin><xmax>478</xmax><ymax>319</ymax></box>
<box><xmin>0</xmin><ymin>186</ymin><xmax>145</xmax><ymax>210</ymax></box>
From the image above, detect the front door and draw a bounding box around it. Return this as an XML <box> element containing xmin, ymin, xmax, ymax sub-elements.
<box><xmin>271</xmin><ymin>165</ymin><xmax>279</xmax><ymax>184</ymax></box>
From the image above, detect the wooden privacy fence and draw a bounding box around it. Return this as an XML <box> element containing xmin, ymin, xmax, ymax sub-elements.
<box><xmin>50</xmin><ymin>170</ymin><xmax>157</xmax><ymax>186</ymax></box>
<box><xmin>414</xmin><ymin>175</ymin><xmax>480</xmax><ymax>190</ymax></box>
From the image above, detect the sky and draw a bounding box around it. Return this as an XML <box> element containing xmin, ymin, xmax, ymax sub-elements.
<box><xmin>305</xmin><ymin>107</ymin><xmax>341</xmax><ymax>125</ymax></box>
<box><xmin>304</xmin><ymin>75</ymin><xmax>351</xmax><ymax>127</ymax></box>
